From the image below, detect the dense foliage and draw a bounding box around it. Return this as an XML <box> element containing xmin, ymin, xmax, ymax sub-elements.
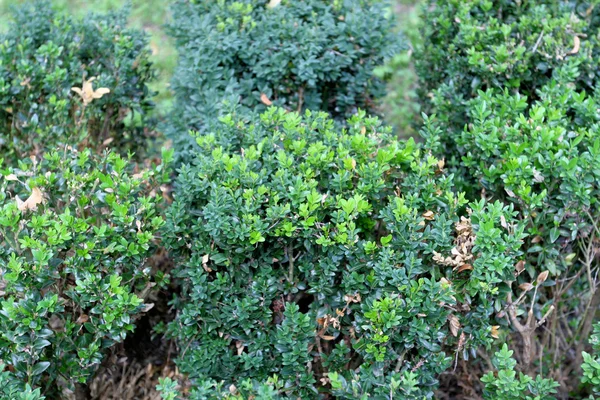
<box><xmin>0</xmin><ymin>1</ymin><xmax>155</xmax><ymax>161</ymax></box>
<box><xmin>415</xmin><ymin>0</ymin><xmax>600</xmax><ymax>161</ymax></box>
<box><xmin>165</xmin><ymin>0</ymin><xmax>402</xmax><ymax>163</ymax></box>
<box><xmin>0</xmin><ymin>146</ymin><xmax>171</xmax><ymax>396</ymax></box>
<box><xmin>161</xmin><ymin>108</ymin><xmax>531</xmax><ymax>398</ymax></box>
<box><xmin>409</xmin><ymin>0</ymin><xmax>600</xmax><ymax>396</ymax></box>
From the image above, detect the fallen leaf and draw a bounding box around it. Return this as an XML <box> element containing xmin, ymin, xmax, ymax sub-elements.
<box><xmin>260</xmin><ymin>93</ymin><xmax>273</xmax><ymax>106</ymax></box>
<box><xmin>568</xmin><ymin>35</ymin><xmax>581</xmax><ymax>55</ymax></box>
<box><xmin>72</xmin><ymin>77</ymin><xmax>110</xmax><ymax>106</ymax></box>
<box><xmin>17</xmin><ymin>187</ymin><xmax>44</xmax><ymax>212</ymax></box>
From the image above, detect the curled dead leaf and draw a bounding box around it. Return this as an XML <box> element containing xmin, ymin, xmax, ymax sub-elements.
<box><xmin>455</xmin><ymin>264</ymin><xmax>473</xmax><ymax>273</ymax></box>
<box><xmin>448</xmin><ymin>314</ymin><xmax>461</xmax><ymax>337</ymax></box>
<box><xmin>71</xmin><ymin>77</ymin><xmax>110</xmax><ymax>106</ymax></box>
<box><xmin>17</xmin><ymin>187</ymin><xmax>44</xmax><ymax>212</ymax></box>
<box><xmin>76</xmin><ymin>314</ymin><xmax>89</xmax><ymax>324</ymax></box>
<box><xmin>519</xmin><ymin>282</ymin><xmax>534</xmax><ymax>292</ymax></box>
<box><xmin>422</xmin><ymin>210</ymin><xmax>435</xmax><ymax>221</ymax></box>
<box><xmin>491</xmin><ymin>325</ymin><xmax>500</xmax><ymax>339</ymax></box>
<box><xmin>515</xmin><ymin>260</ymin><xmax>526</xmax><ymax>275</ymax></box>
<box><xmin>537</xmin><ymin>270</ymin><xmax>549</xmax><ymax>284</ymax></box>
<box><xmin>568</xmin><ymin>35</ymin><xmax>581</xmax><ymax>55</ymax></box>
<box><xmin>260</xmin><ymin>93</ymin><xmax>273</xmax><ymax>106</ymax></box>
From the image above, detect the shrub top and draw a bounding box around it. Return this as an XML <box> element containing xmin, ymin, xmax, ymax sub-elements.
<box><xmin>0</xmin><ymin>1</ymin><xmax>155</xmax><ymax>161</ymax></box>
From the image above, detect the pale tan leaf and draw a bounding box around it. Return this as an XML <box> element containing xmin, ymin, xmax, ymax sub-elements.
<box><xmin>537</xmin><ymin>270</ymin><xmax>549</xmax><ymax>284</ymax></box>
<box><xmin>17</xmin><ymin>187</ymin><xmax>44</xmax><ymax>212</ymax></box>
<box><xmin>448</xmin><ymin>314</ymin><xmax>461</xmax><ymax>337</ymax></box>
<box><xmin>519</xmin><ymin>282</ymin><xmax>534</xmax><ymax>292</ymax></box>
<box><xmin>455</xmin><ymin>264</ymin><xmax>473</xmax><ymax>273</ymax></box>
<box><xmin>490</xmin><ymin>325</ymin><xmax>500</xmax><ymax>339</ymax></box>
<box><xmin>260</xmin><ymin>93</ymin><xmax>273</xmax><ymax>106</ymax></box>
<box><xmin>5</xmin><ymin>174</ymin><xmax>18</xmax><ymax>181</ymax></box>
<box><xmin>515</xmin><ymin>260</ymin><xmax>526</xmax><ymax>274</ymax></box>
<box><xmin>266</xmin><ymin>0</ymin><xmax>281</xmax><ymax>8</ymax></box>
<box><xmin>568</xmin><ymin>35</ymin><xmax>581</xmax><ymax>55</ymax></box>
<box><xmin>422</xmin><ymin>210</ymin><xmax>435</xmax><ymax>221</ymax></box>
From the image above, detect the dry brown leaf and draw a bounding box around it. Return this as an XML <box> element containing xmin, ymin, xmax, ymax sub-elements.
<box><xmin>568</xmin><ymin>35</ymin><xmax>581</xmax><ymax>55</ymax></box>
<box><xmin>319</xmin><ymin>334</ymin><xmax>336</xmax><ymax>341</ymax></box>
<box><xmin>448</xmin><ymin>314</ymin><xmax>461</xmax><ymax>337</ymax></box>
<box><xmin>142</xmin><ymin>303</ymin><xmax>155</xmax><ymax>312</ymax></box>
<box><xmin>491</xmin><ymin>325</ymin><xmax>500</xmax><ymax>339</ymax></box>
<box><xmin>500</xmin><ymin>215</ymin><xmax>508</xmax><ymax>229</ymax></box>
<box><xmin>537</xmin><ymin>270</ymin><xmax>549</xmax><ymax>284</ymax></box>
<box><xmin>519</xmin><ymin>282</ymin><xmax>534</xmax><ymax>292</ymax></box>
<box><xmin>456</xmin><ymin>264</ymin><xmax>473</xmax><ymax>273</ymax></box>
<box><xmin>202</xmin><ymin>254</ymin><xmax>212</xmax><ymax>272</ymax></box>
<box><xmin>505</xmin><ymin>188</ymin><xmax>516</xmax><ymax>198</ymax></box>
<box><xmin>422</xmin><ymin>210</ymin><xmax>435</xmax><ymax>221</ymax></box>
<box><xmin>531</xmin><ymin>236</ymin><xmax>543</xmax><ymax>244</ymax></box>
<box><xmin>360</xmin><ymin>126</ymin><xmax>366</xmax><ymax>135</ymax></box>
<box><xmin>515</xmin><ymin>260</ymin><xmax>526</xmax><ymax>274</ymax></box>
<box><xmin>260</xmin><ymin>93</ymin><xmax>273</xmax><ymax>106</ymax></box>
<box><xmin>71</xmin><ymin>77</ymin><xmax>110</xmax><ymax>106</ymax></box>
<box><xmin>17</xmin><ymin>187</ymin><xmax>44</xmax><ymax>212</ymax></box>
<box><xmin>76</xmin><ymin>314</ymin><xmax>89</xmax><ymax>324</ymax></box>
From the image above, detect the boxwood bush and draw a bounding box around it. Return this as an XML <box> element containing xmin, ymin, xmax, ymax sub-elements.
<box><xmin>0</xmin><ymin>1</ymin><xmax>155</xmax><ymax>161</ymax></box>
<box><xmin>0</xmin><ymin>146</ymin><xmax>171</xmax><ymax>396</ymax></box>
<box><xmin>161</xmin><ymin>108</ymin><xmax>530</xmax><ymax>398</ymax></box>
<box><xmin>165</xmin><ymin>0</ymin><xmax>402</xmax><ymax>164</ymax></box>
<box><xmin>415</xmin><ymin>0</ymin><xmax>599</xmax><ymax>163</ymax></box>
<box><xmin>410</xmin><ymin>0</ymin><xmax>600</xmax><ymax>396</ymax></box>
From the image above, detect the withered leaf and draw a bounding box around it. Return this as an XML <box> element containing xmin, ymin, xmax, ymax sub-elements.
<box><xmin>455</xmin><ymin>264</ymin><xmax>473</xmax><ymax>273</ymax></box>
<box><xmin>448</xmin><ymin>314</ymin><xmax>461</xmax><ymax>337</ymax></box>
<box><xmin>490</xmin><ymin>325</ymin><xmax>500</xmax><ymax>339</ymax></box>
<box><xmin>71</xmin><ymin>77</ymin><xmax>110</xmax><ymax>106</ymax></box>
<box><xmin>260</xmin><ymin>93</ymin><xmax>273</xmax><ymax>106</ymax></box>
<box><xmin>17</xmin><ymin>187</ymin><xmax>44</xmax><ymax>212</ymax></box>
<box><xmin>519</xmin><ymin>282</ymin><xmax>534</xmax><ymax>292</ymax></box>
<box><xmin>537</xmin><ymin>270</ymin><xmax>549</xmax><ymax>284</ymax></box>
<box><xmin>568</xmin><ymin>36</ymin><xmax>581</xmax><ymax>55</ymax></box>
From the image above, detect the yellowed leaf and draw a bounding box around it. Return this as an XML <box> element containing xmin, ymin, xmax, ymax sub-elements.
<box><xmin>17</xmin><ymin>187</ymin><xmax>44</xmax><ymax>212</ymax></box>
<box><xmin>360</xmin><ymin>126</ymin><xmax>366</xmax><ymax>135</ymax></box>
<box><xmin>260</xmin><ymin>93</ymin><xmax>273</xmax><ymax>106</ymax></box>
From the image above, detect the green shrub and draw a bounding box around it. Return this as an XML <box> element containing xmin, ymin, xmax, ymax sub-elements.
<box><xmin>0</xmin><ymin>146</ymin><xmax>172</xmax><ymax>395</ymax></box>
<box><xmin>582</xmin><ymin>322</ymin><xmax>600</xmax><ymax>396</ymax></box>
<box><xmin>0</xmin><ymin>1</ymin><xmax>155</xmax><ymax>161</ymax></box>
<box><xmin>162</xmin><ymin>108</ymin><xmax>527</xmax><ymax>397</ymax></box>
<box><xmin>481</xmin><ymin>344</ymin><xmax>559</xmax><ymax>400</ymax></box>
<box><xmin>414</xmin><ymin>0</ymin><xmax>599</xmax><ymax>158</ymax></box>
<box><xmin>409</xmin><ymin>0</ymin><xmax>600</xmax><ymax>395</ymax></box>
<box><xmin>165</xmin><ymin>0</ymin><xmax>402</xmax><ymax>163</ymax></box>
